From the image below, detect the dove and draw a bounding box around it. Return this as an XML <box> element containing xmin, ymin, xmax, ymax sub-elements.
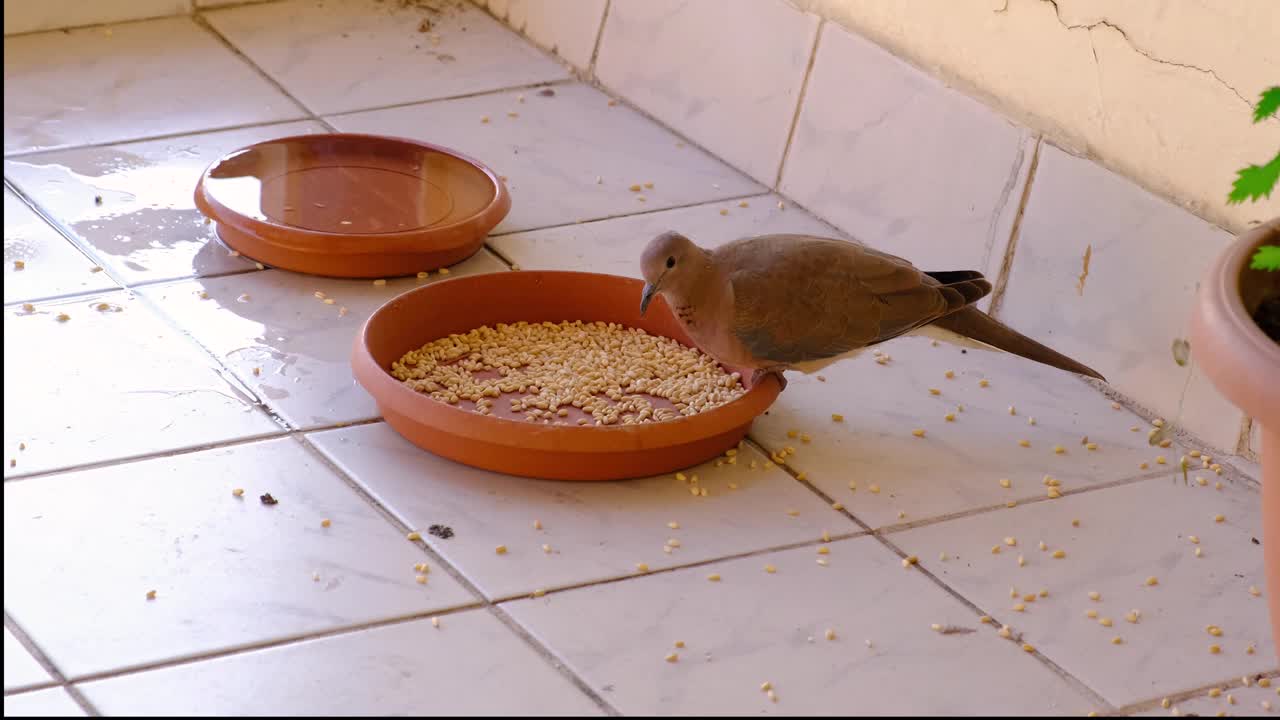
<box><xmin>638</xmin><ymin>231</ymin><xmax>1104</xmax><ymax>390</ymax></box>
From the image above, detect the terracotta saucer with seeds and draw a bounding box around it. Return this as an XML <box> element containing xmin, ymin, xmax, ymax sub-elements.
<box><xmin>352</xmin><ymin>271</ymin><xmax>782</xmax><ymax>480</ymax></box>
<box><xmin>194</xmin><ymin>133</ymin><xmax>510</xmax><ymax>278</ymax></box>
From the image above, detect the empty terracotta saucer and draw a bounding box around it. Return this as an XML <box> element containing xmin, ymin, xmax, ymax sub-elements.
<box><xmin>194</xmin><ymin>133</ymin><xmax>510</xmax><ymax>278</ymax></box>
<box><xmin>351</xmin><ymin>271</ymin><xmax>782</xmax><ymax>480</ymax></box>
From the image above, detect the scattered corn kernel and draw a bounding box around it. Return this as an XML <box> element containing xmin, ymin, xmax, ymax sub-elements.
<box><xmin>707</xmin><ymin>573</ymin><xmax>721</xmax><ymax>582</ymax></box>
<box><xmin>1209</xmin><ymin>644</ymin><xmax>1221</xmax><ymax>654</ymax></box>
<box><xmin>1206</xmin><ymin>625</ymin><xmax>1223</xmax><ymax>636</ymax></box>
<box><xmin>1012</xmin><ymin>603</ymin><xmax>1026</xmax><ymax>612</ymax></box>
<box><xmin>1086</xmin><ymin>609</ymin><xmax>1098</xmax><ymax>619</ymax></box>
<box><xmin>1111</xmin><ymin>636</ymin><xmax>1123</xmax><ymax>645</ymax></box>
<box><xmin>1052</xmin><ymin>549</ymin><xmax>1066</xmax><ymax>559</ymax></box>
<box><xmin>1214</xmin><ymin>514</ymin><xmax>1225</xmax><ymax>523</ymax></box>
<box><xmin>912</xmin><ymin>428</ymin><xmax>926</xmax><ymax>437</ymax></box>
<box><xmin>1099</xmin><ymin>617</ymin><xmax>1113</xmax><ymax>627</ymax></box>
<box><xmin>1145</xmin><ymin>576</ymin><xmax>1159</xmax><ymax>586</ymax></box>
<box><xmin>825</xmin><ymin>629</ymin><xmax>836</xmax><ymax>641</ymax></box>
<box><xmin>407</xmin><ymin>531</ymin><xmax>421</xmax><ymax>541</ymax></box>
<box><xmin>1250</xmin><ymin>586</ymin><xmax>1262</xmax><ymax>597</ymax></box>
<box><xmin>998</xmin><ymin>625</ymin><xmax>1012</xmax><ymax>638</ymax></box>
<box><xmin>1053</xmin><ymin>445</ymin><xmax>1066</xmax><ymax>454</ymax></box>
<box><xmin>869</xmin><ymin>484</ymin><xmax>881</xmax><ymax>494</ymax></box>
<box><xmin>636</xmin><ymin>563</ymin><xmax>650</xmax><ymax>573</ymax></box>
<box><xmin>832</xmin><ymin>414</ymin><xmax>844</xmax><ymax>422</ymax></box>
<box><xmin>764</xmin><ymin>564</ymin><xmax>777</xmax><ymax>574</ymax></box>
<box><xmin>1195</xmin><ymin>547</ymin><xmax>1203</xmax><ymax>557</ymax></box>
<box><xmin>1019</xmin><ymin>439</ymin><xmax>1031</xmax><ymax>448</ymax></box>
<box><xmin>944</xmin><ymin>370</ymin><xmax>955</xmax><ymax>379</ymax></box>
<box><xmin>902</xmin><ymin>555</ymin><xmax>919</xmax><ymax>568</ymax></box>
<box><xmin>1022</xmin><ymin>643</ymin><xmax>1035</xmax><ymax>653</ymax></box>
<box><xmin>665</xmin><ymin>653</ymin><xmax>678</xmax><ymax>663</ymax></box>
<box><xmin>232</xmin><ymin>488</ymin><xmax>245</xmax><ymax>497</ymax></box>
<box><xmin>320</xmin><ymin>518</ymin><xmax>331</xmax><ymax>528</ymax></box>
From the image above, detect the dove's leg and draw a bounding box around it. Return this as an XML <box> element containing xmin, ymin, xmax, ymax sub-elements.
<box><xmin>750</xmin><ymin>367</ymin><xmax>788</xmax><ymax>392</ymax></box>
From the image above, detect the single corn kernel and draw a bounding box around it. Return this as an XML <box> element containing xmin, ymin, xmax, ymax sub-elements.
<box><xmin>1206</xmin><ymin>625</ymin><xmax>1223</xmax><ymax>637</ymax></box>
<box><xmin>1111</xmin><ymin>636</ymin><xmax>1123</xmax><ymax>645</ymax></box>
<box><xmin>816</xmin><ymin>558</ymin><xmax>829</xmax><ymax>566</ymax></box>
<box><xmin>707</xmin><ymin>573</ymin><xmax>721</xmax><ymax>582</ymax></box>
<box><xmin>1019</xmin><ymin>439</ymin><xmax>1031</xmax><ymax>448</ymax></box>
<box><xmin>414</xmin><ymin>563</ymin><xmax>427</xmax><ymax>572</ymax></box>
<box><xmin>1004</xmin><ymin>537</ymin><xmax>1017</xmax><ymax>547</ymax></box>
<box><xmin>760</xmin><ymin>682</ymin><xmax>772</xmax><ymax>692</ymax></box>
<box><xmin>1008</xmin><ymin>405</ymin><xmax>1017</xmax><ymax>415</ymax></box>
<box><xmin>668</xmin><ymin>521</ymin><xmax>680</xmax><ymax>529</ymax></box>
<box><xmin>1209</xmin><ymin>644</ymin><xmax>1221</xmax><ymax>654</ymax></box>
<box><xmin>1088</xmin><ymin>591</ymin><xmax>1101</xmax><ymax>601</ymax></box>
<box><xmin>944</xmin><ymin>370</ymin><xmax>955</xmax><ymax>379</ymax></box>
<box><xmin>232</xmin><ymin>488</ymin><xmax>245</xmax><ymax>497</ymax></box>
<box><xmin>929</xmin><ymin>388</ymin><xmax>941</xmax><ymax>396</ymax></box>
<box><xmin>1214</xmin><ymin>514</ymin><xmax>1225</xmax><ymax>523</ymax></box>
<box><xmin>1195</xmin><ymin>547</ymin><xmax>1203</xmax><ymax>558</ymax></box>
<box><xmin>1086</xmin><ymin>443</ymin><xmax>1098</xmax><ymax>451</ymax></box>
<box><xmin>869</xmin><ymin>484</ymin><xmax>881</xmax><ymax>494</ymax></box>
<box><xmin>320</xmin><ymin>519</ymin><xmax>331</xmax><ymax>528</ymax></box>
<box><xmin>636</xmin><ymin>563</ymin><xmax>649</xmax><ymax>572</ymax></box>
<box><xmin>1053</xmin><ymin>445</ymin><xmax>1066</xmax><ymax>455</ymax></box>
<box><xmin>992</xmin><ymin>545</ymin><xmax>1002</xmax><ymax>555</ymax></box>
<box><xmin>1250</xmin><ymin>586</ymin><xmax>1262</xmax><ymax>597</ymax></box>
<box><xmin>902</xmin><ymin>555</ymin><xmax>919</xmax><ymax>568</ymax></box>
<box><xmin>1145</xmin><ymin>576</ymin><xmax>1159</xmax><ymax>586</ymax></box>
<box><xmin>979</xmin><ymin>615</ymin><xmax>992</xmax><ymax>624</ymax></box>
<box><xmin>542</xmin><ymin>544</ymin><xmax>552</xmax><ymax>554</ymax></box>
<box><xmin>1189</xmin><ymin>535</ymin><xmax>1200</xmax><ymax>544</ymax></box>
<box><xmin>817</xmin><ymin>546</ymin><xmax>831</xmax><ymax>555</ymax></box>
<box><xmin>825</xmin><ymin>628</ymin><xmax>836</xmax><ymax>641</ymax></box>
<box><xmin>764</xmin><ymin>564</ymin><xmax>777</xmax><ymax>574</ymax></box>
<box><xmin>1017</xmin><ymin>555</ymin><xmax>1026</xmax><ymax>567</ymax></box>
<box><xmin>415</xmin><ymin>574</ymin><xmax>427</xmax><ymax>584</ymax></box>
<box><xmin>533</xmin><ymin>519</ymin><xmax>543</xmax><ymax>530</ymax></box>
<box><xmin>1156</xmin><ymin>456</ymin><xmax>1167</xmax><ymax>465</ymax></box>
<box><xmin>1039</xmin><ymin>541</ymin><xmax>1048</xmax><ymax>551</ymax></box>
<box><xmin>912</xmin><ymin>428</ymin><xmax>926</xmax><ymax>437</ymax></box>
<box><xmin>832</xmin><ymin>414</ymin><xmax>844</xmax><ymax>422</ymax></box>
<box><xmin>944</xmin><ymin>413</ymin><xmax>956</xmax><ymax>422</ymax></box>
<box><xmin>407</xmin><ymin>531</ymin><xmax>422</xmax><ymax>541</ymax></box>
<box><xmin>1086</xmin><ymin>609</ymin><xmax>1098</xmax><ymax>619</ymax></box>
<box><xmin>999</xmin><ymin>478</ymin><xmax>1011</xmax><ymax>488</ymax></box>
<box><xmin>1012</xmin><ymin>603</ymin><xmax>1026</xmax><ymax>612</ymax></box>
<box><xmin>146</xmin><ymin>590</ymin><xmax>157</xmax><ymax>600</ymax></box>
<box><xmin>665</xmin><ymin>653</ymin><xmax>678</xmax><ymax>663</ymax></box>
<box><xmin>1099</xmin><ymin>617</ymin><xmax>1113</xmax><ymax>627</ymax></box>
<box><xmin>1052</xmin><ymin>550</ymin><xmax>1066</xmax><ymax>559</ymax></box>
<box><xmin>998</xmin><ymin>625</ymin><xmax>1012</xmax><ymax>638</ymax></box>
<box><xmin>1161</xmin><ymin>698</ymin><xmax>1172</xmax><ymax>709</ymax></box>
<box><xmin>1022</xmin><ymin>643</ymin><xmax>1035</xmax><ymax>653</ymax></box>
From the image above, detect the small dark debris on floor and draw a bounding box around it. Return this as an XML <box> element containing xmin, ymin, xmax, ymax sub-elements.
<box><xmin>1252</xmin><ymin>537</ymin><xmax>1261</xmax><ymax>545</ymax></box>
<box><xmin>428</xmin><ymin>523</ymin><xmax>454</xmax><ymax>539</ymax></box>
<box><xmin>538</xmin><ymin>87</ymin><xmax>556</xmax><ymax>97</ymax></box>
<box><xmin>259</xmin><ymin>493</ymin><xmax>279</xmax><ymax>506</ymax></box>
<box><xmin>417</xmin><ymin>18</ymin><xmax>432</xmax><ymax>32</ymax></box>
<box><xmin>938</xmin><ymin>625</ymin><xmax>976</xmax><ymax>635</ymax></box>
<box><xmin>94</xmin><ymin>195</ymin><xmax>103</xmax><ymax>205</ymax></box>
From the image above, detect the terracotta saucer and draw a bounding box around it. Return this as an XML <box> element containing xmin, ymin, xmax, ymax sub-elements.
<box><xmin>351</xmin><ymin>271</ymin><xmax>782</xmax><ymax>480</ymax></box>
<box><xmin>194</xmin><ymin>133</ymin><xmax>510</xmax><ymax>278</ymax></box>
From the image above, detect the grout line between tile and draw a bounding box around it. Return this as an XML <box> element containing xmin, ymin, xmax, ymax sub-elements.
<box><xmin>587</xmin><ymin>0</ymin><xmax>612</xmax><ymax>80</ymax></box>
<box><xmin>320</xmin><ymin>77</ymin><xmax>577</xmax><ymax>123</ymax></box>
<box><xmin>288</xmin><ymin>433</ymin><xmax>623</xmax><ymax>717</ymax></box>
<box><xmin>986</xmin><ymin>135</ymin><xmax>1042</xmax><ymax>318</ymax></box>
<box><xmin>1111</xmin><ymin>670</ymin><xmax>1279</xmax><ymax>716</ymax></box>
<box><xmin>3</xmin><ymin>613</ymin><xmax>102</xmax><ymax>715</ymax></box>
<box><xmin>2</xmin><ymin>117</ymin><xmax>314</xmax><ymax>161</ymax></box>
<box><xmin>486</xmin><ymin>191</ymin><xmax>774</xmax><ymax>239</ymax></box>
<box><xmin>870</xmin><ymin>532</ymin><xmax>1117</xmax><ymax>712</ymax></box>
<box><xmin>773</xmin><ymin>19</ymin><xmax>824</xmax><ymax>189</ymax></box>
<box><xmin>58</xmin><ymin>603</ymin><xmax>484</xmax><ymax>687</ymax></box>
<box><xmin>487</xmin><ymin>528</ymin><xmax>870</xmax><ymax>605</ymax></box>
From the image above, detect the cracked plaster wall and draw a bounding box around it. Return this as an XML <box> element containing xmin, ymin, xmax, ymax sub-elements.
<box><xmin>792</xmin><ymin>0</ymin><xmax>1280</xmax><ymax>233</ymax></box>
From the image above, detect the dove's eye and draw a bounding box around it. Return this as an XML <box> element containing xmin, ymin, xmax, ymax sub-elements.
<box><xmin>666</xmin><ymin>256</ymin><xmax>675</xmax><ymax>269</ymax></box>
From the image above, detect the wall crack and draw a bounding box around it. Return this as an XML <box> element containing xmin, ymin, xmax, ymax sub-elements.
<box><xmin>993</xmin><ymin>0</ymin><xmax>1255</xmax><ymax>108</ymax></box>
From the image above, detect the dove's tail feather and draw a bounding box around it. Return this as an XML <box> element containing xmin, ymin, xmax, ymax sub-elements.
<box><xmin>925</xmin><ymin>270</ymin><xmax>992</xmax><ymax>311</ymax></box>
<box><xmin>931</xmin><ymin>306</ymin><xmax>1107</xmax><ymax>382</ymax></box>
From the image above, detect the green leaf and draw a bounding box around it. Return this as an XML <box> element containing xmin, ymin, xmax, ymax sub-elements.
<box><xmin>1251</xmin><ymin>245</ymin><xmax>1280</xmax><ymax>272</ymax></box>
<box><xmin>1255</xmin><ymin>86</ymin><xmax>1280</xmax><ymax>123</ymax></box>
<box><xmin>1227</xmin><ymin>152</ymin><xmax>1280</xmax><ymax>204</ymax></box>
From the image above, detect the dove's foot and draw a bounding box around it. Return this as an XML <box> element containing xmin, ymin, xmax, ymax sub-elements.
<box><xmin>750</xmin><ymin>368</ymin><xmax>788</xmax><ymax>392</ymax></box>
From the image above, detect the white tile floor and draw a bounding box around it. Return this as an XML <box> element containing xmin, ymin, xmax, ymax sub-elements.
<box><xmin>3</xmin><ymin>1</ymin><xmax>1274</xmax><ymax>716</ymax></box>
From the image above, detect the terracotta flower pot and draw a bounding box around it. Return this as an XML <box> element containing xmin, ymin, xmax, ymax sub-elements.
<box><xmin>351</xmin><ymin>271</ymin><xmax>782</xmax><ymax>480</ymax></box>
<box><xmin>1190</xmin><ymin>216</ymin><xmax>1280</xmax><ymax>658</ymax></box>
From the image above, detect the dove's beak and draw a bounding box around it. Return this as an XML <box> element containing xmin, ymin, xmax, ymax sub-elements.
<box><xmin>639</xmin><ymin>281</ymin><xmax>659</xmax><ymax>316</ymax></box>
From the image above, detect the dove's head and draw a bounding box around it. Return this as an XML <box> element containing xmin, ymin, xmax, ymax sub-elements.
<box><xmin>639</xmin><ymin>230</ymin><xmax>703</xmax><ymax>315</ymax></box>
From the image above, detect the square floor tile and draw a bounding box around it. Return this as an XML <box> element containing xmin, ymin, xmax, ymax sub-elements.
<box><xmin>891</xmin><ymin>476</ymin><xmax>1271</xmax><ymax>706</ymax></box>
<box><xmin>749</xmin><ymin>331</ymin><xmax>1191</xmax><ymax>529</ymax></box>
<box><xmin>996</xmin><ymin>144</ymin><xmax>1242</xmax><ymax>451</ymax></box>
<box><xmin>4</xmin><ymin>121</ymin><xmax>326</xmax><ymax>285</ymax></box>
<box><xmin>140</xmin><ymin>250</ymin><xmax>508</xmax><ymax>430</ymax></box>
<box><xmin>309</xmin><ymin>422</ymin><xmax>858</xmax><ymax>600</ymax></box>
<box><xmin>80</xmin><ymin>611</ymin><xmax>603</xmax><ymax>715</ymax></box>
<box><xmin>3</xmin><ymin>437</ymin><xmax>477</xmax><ymax>678</ymax></box>
<box><xmin>4</xmin><ymin>628</ymin><xmax>52</xmax><ymax>692</ymax></box>
<box><xmin>489</xmin><ymin>194</ymin><xmax>841</xmax><ymax>277</ymax></box>
<box><xmin>781</xmin><ymin>23</ymin><xmax>1032</xmax><ymax>282</ymax></box>
<box><xmin>2</xmin><ymin>688</ymin><xmax>85</xmax><ymax>717</ymax></box>
<box><xmin>4</xmin><ymin>290</ymin><xmax>279</xmax><ymax>478</ymax></box>
<box><xmin>330</xmin><ymin>83</ymin><xmax>763</xmax><ymax>234</ymax></box>
<box><xmin>3</xmin><ymin>17</ymin><xmax>304</xmax><ymax>154</ymax></box>
<box><xmin>4</xmin><ymin>189</ymin><xmax>116</xmax><ymax>304</ymax></box>
<box><xmin>505</xmin><ymin>537</ymin><xmax>1096</xmax><ymax>715</ymax></box>
<box><xmin>596</xmin><ymin>0</ymin><xmax>818</xmax><ymax>186</ymax></box>
<box><xmin>206</xmin><ymin>0</ymin><xmax>569</xmax><ymax>116</ymax></box>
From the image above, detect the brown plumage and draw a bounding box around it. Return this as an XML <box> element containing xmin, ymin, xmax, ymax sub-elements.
<box><xmin>638</xmin><ymin>231</ymin><xmax>1105</xmax><ymax>388</ymax></box>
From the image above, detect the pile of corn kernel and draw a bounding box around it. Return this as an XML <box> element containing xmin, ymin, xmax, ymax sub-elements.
<box><xmin>391</xmin><ymin>320</ymin><xmax>746</xmax><ymax>425</ymax></box>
